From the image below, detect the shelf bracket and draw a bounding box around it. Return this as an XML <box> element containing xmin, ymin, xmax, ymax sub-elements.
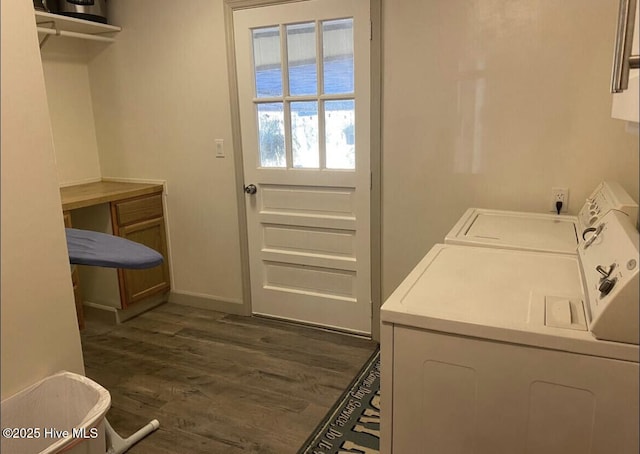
<box><xmin>37</xmin><ymin>20</ymin><xmax>56</xmax><ymax>49</ymax></box>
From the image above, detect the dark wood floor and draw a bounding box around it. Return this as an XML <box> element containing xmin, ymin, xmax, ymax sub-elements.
<box><xmin>80</xmin><ymin>303</ymin><xmax>378</xmax><ymax>454</ymax></box>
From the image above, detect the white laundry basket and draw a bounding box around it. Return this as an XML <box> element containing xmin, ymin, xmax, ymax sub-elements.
<box><xmin>1</xmin><ymin>371</ymin><xmax>111</xmax><ymax>454</ymax></box>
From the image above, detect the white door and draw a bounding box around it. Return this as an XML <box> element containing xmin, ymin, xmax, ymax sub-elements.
<box><xmin>234</xmin><ymin>0</ymin><xmax>371</xmax><ymax>334</ymax></box>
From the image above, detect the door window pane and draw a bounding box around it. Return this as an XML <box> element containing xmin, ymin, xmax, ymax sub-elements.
<box><xmin>258</xmin><ymin>103</ymin><xmax>285</xmax><ymax>167</ymax></box>
<box><xmin>252</xmin><ymin>19</ymin><xmax>357</xmax><ymax>171</ymax></box>
<box><xmin>291</xmin><ymin>101</ymin><xmax>319</xmax><ymax>168</ymax></box>
<box><xmin>325</xmin><ymin>100</ymin><xmax>355</xmax><ymax>169</ymax></box>
<box><xmin>253</xmin><ymin>27</ymin><xmax>282</xmax><ymax>97</ymax></box>
<box><xmin>287</xmin><ymin>23</ymin><xmax>317</xmax><ymax>96</ymax></box>
<box><xmin>322</xmin><ymin>19</ymin><xmax>354</xmax><ymax>95</ymax></box>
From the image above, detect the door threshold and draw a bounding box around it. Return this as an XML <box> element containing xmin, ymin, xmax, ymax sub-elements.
<box><xmin>252</xmin><ymin>313</ymin><xmax>373</xmax><ymax>340</ymax></box>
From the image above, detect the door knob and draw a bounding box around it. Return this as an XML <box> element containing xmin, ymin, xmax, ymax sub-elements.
<box><xmin>244</xmin><ymin>184</ymin><xmax>257</xmax><ymax>195</ymax></box>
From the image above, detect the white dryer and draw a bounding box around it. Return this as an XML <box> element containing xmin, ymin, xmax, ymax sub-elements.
<box><xmin>445</xmin><ymin>181</ymin><xmax>638</xmax><ymax>254</ymax></box>
<box><xmin>381</xmin><ymin>210</ymin><xmax>639</xmax><ymax>454</ymax></box>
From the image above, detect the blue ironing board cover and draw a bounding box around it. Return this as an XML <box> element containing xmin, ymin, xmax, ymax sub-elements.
<box><xmin>66</xmin><ymin>228</ymin><xmax>164</xmax><ymax>269</ymax></box>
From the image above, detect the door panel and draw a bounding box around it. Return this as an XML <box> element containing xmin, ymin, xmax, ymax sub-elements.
<box><xmin>263</xmin><ymin>225</ymin><xmax>356</xmax><ymax>258</ymax></box>
<box><xmin>234</xmin><ymin>0</ymin><xmax>371</xmax><ymax>334</ymax></box>
<box><xmin>261</xmin><ymin>184</ymin><xmax>355</xmax><ymax>215</ymax></box>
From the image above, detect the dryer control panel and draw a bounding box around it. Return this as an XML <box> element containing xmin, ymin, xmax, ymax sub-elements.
<box><xmin>577</xmin><ymin>181</ymin><xmax>638</xmax><ymax>230</ymax></box>
<box><xmin>579</xmin><ymin>210</ymin><xmax>639</xmax><ymax>344</ymax></box>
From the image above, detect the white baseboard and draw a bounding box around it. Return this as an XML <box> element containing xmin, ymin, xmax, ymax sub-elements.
<box><xmin>83</xmin><ymin>293</ymin><xmax>169</xmax><ymax>324</ymax></box>
<box><xmin>169</xmin><ymin>290</ymin><xmax>248</xmax><ymax>316</ymax></box>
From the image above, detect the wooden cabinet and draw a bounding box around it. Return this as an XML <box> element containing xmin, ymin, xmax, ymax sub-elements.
<box><xmin>110</xmin><ymin>194</ymin><xmax>171</xmax><ymax>307</ymax></box>
<box><xmin>63</xmin><ymin>210</ymin><xmax>85</xmax><ymax>330</ymax></box>
<box><xmin>61</xmin><ymin>181</ymin><xmax>171</xmax><ymax>320</ymax></box>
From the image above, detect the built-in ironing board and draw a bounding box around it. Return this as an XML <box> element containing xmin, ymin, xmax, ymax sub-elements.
<box><xmin>64</xmin><ymin>228</ymin><xmax>162</xmax><ymax>454</ymax></box>
<box><xmin>66</xmin><ymin>228</ymin><xmax>163</xmax><ymax>269</ymax></box>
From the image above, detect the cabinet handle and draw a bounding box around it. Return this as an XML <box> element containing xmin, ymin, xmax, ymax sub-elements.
<box><xmin>611</xmin><ymin>0</ymin><xmax>638</xmax><ymax>93</ymax></box>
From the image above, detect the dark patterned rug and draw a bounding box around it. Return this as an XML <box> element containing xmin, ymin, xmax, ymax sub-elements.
<box><xmin>298</xmin><ymin>347</ymin><xmax>381</xmax><ymax>454</ymax></box>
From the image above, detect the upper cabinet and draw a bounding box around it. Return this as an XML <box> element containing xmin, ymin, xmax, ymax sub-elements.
<box><xmin>611</xmin><ymin>0</ymin><xmax>639</xmax><ymax>124</ymax></box>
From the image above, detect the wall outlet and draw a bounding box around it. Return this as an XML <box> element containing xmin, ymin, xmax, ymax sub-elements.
<box><xmin>550</xmin><ymin>187</ymin><xmax>569</xmax><ymax>213</ymax></box>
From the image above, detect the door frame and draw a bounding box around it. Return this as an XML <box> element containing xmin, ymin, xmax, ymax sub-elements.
<box><xmin>223</xmin><ymin>0</ymin><xmax>382</xmax><ymax>341</ymax></box>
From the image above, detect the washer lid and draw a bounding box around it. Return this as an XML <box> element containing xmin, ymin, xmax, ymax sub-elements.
<box><xmin>391</xmin><ymin>245</ymin><xmax>582</xmax><ymax>326</ymax></box>
<box><xmin>381</xmin><ymin>244</ymin><xmax>638</xmax><ymax>362</ymax></box>
<box><xmin>445</xmin><ymin>208</ymin><xmax>579</xmax><ymax>254</ymax></box>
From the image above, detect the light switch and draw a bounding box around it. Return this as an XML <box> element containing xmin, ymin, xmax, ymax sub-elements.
<box><xmin>215</xmin><ymin>139</ymin><xmax>225</xmax><ymax>158</ymax></box>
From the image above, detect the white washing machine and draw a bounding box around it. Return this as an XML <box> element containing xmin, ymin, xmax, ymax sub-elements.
<box><xmin>380</xmin><ymin>210</ymin><xmax>639</xmax><ymax>454</ymax></box>
<box><xmin>445</xmin><ymin>181</ymin><xmax>638</xmax><ymax>254</ymax></box>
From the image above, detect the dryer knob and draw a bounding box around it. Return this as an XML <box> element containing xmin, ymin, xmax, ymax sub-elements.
<box><xmin>598</xmin><ymin>278</ymin><xmax>617</xmax><ymax>296</ymax></box>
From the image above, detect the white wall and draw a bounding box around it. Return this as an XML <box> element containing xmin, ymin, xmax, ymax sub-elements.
<box><xmin>1</xmin><ymin>0</ymin><xmax>84</xmax><ymax>399</ymax></box>
<box><xmin>88</xmin><ymin>0</ymin><xmax>244</xmax><ymax>308</ymax></box>
<box><xmin>381</xmin><ymin>0</ymin><xmax>640</xmax><ymax>298</ymax></box>
<box><xmin>42</xmin><ymin>52</ymin><xmax>102</xmax><ymax>185</ymax></box>
<box><xmin>38</xmin><ymin>0</ymin><xmax>640</xmax><ymax>318</ymax></box>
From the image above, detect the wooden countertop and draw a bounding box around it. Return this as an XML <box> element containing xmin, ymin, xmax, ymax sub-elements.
<box><xmin>60</xmin><ymin>180</ymin><xmax>163</xmax><ymax>211</ymax></box>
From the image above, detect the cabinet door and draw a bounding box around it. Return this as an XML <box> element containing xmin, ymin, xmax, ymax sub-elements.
<box><xmin>116</xmin><ymin>216</ymin><xmax>171</xmax><ymax>307</ymax></box>
<box><xmin>63</xmin><ymin>210</ymin><xmax>85</xmax><ymax>329</ymax></box>
<box><xmin>111</xmin><ymin>193</ymin><xmax>171</xmax><ymax>308</ymax></box>
<box><xmin>63</xmin><ymin>210</ymin><xmax>73</xmax><ymax>228</ymax></box>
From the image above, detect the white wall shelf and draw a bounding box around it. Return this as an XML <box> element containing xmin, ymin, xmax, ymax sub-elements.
<box><xmin>35</xmin><ymin>11</ymin><xmax>120</xmax><ymax>46</ymax></box>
